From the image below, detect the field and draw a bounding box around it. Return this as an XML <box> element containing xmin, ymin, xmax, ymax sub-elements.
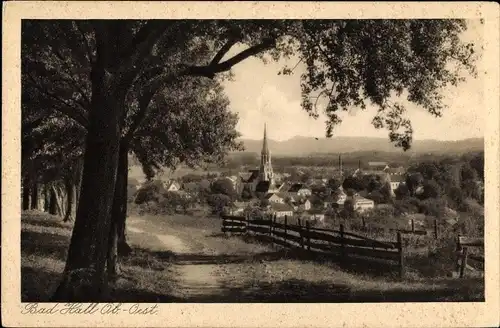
<box><xmin>22</xmin><ymin>210</ymin><xmax>484</xmax><ymax>302</ymax></box>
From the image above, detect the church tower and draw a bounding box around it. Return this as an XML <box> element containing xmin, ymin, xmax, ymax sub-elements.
<box><xmin>259</xmin><ymin>123</ymin><xmax>274</xmax><ymax>184</ymax></box>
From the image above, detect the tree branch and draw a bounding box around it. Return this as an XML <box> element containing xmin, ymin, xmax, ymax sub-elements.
<box><xmin>74</xmin><ymin>22</ymin><xmax>94</xmax><ymax>64</ymax></box>
<box><xmin>27</xmin><ymin>74</ymin><xmax>89</xmax><ymax>128</ymax></box>
<box><xmin>210</xmin><ymin>39</ymin><xmax>238</xmax><ymax>65</ymax></box>
<box><xmin>124</xmin><ymin>38</ymin><xmax>276</xmax><ymax>144</ymax></box>
<box><xmin>183</xmin><ymin>38</ymin><xmax>276</xmax><ymax>79</ymax></box>
<box><xmin>51</xmin><ymin>48</ymin><xmax>92</xmax><ymax>107</ymax></box>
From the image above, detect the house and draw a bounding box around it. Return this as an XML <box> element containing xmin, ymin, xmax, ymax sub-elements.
<box><xmin>265</xmin><ymin>193</ymin><xmax>285</xmax><ymax>204</ymax></box>
<box><xmin>351</xmin><ymin>168</ymin><xmax>364</xmax><ymax>178</ymax></box>
<box><xmin>384</xmin><ymin>166</ymin><xmax>406</xmax><ymax>176</ymax></box>
<box><xmin>225</xmin><ymin>201</ymin><xmax>249</xmax><ymax>216</ymax></box>
<box><xmin>331</xmin><ymin>187</ymin><xmax>347</xmax><ymax>207</ymax></box>
<box><xmin>162</xmin><ymin>180</ymin><xmax>181</xmax><ymax>192</ymax></box>
<box><xmin>292</xmin><ymin>198</ymin><xmax>311</xmax><ymax>211</ymax></box>
<box><xmin>303</xmin><ymin>208</ymin><xmax>326</xmax><ymax>222</ymax></box>
<box><xmin>269</xmin><ymin>203</ymin><xmax>294</xmax><ymax>218</ymax></box>
<box><xmin>389</xmin><ymin>174</ymin><xmax>406</xmax><ymax>194</ymax></box>
<box><xmin>277</xmin><ymin>181</ymin><xmax>292</xmax><ymax>193</ymax></box>
<box><xmin>351</xmin><ymin>195</ymin><xmax>375</xmax><ymax>213</ymax></box>
<box><xmin>288</xmin><ymin>183</ymin><xmax>312</xmax><ymax>197</ymax></box>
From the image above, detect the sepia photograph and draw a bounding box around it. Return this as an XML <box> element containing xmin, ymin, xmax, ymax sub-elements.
<box><xmin>3</xmin><ymin>1</ymin><xmax>500</xmax><ymax>328</ymax></box>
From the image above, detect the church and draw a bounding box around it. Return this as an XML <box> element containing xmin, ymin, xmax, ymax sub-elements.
<box><xmin>242</xmin><ymin>124</ymin><xmax>279</xmax><ymax>196</ymax></box>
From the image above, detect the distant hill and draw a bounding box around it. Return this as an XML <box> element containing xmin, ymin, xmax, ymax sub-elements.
<box><xmin>235</xmin><ymin>136</ymin><xmax>484</xmax><ymax>156</ymax></box>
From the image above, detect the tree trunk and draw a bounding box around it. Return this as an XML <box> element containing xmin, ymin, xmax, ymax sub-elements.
<box><xmin>22</xmin><ymin>178</ymin><xmax>30</xmax><ymax>211</ymax></box>
<box><xmin>74</xmin><ymin>159</ymin><xmax>83</xmax><ymax>214</ymax></box>
<box><xmin>63</xmin><ymin>178</ymin><xmax>75</xmax><ymax>222</ymax></box>
<box><xmin>44</xmin><ymin>184</ymin><xmax>50</xmax><ymax>212</ymax></box>
<box><xmin>49</xmin><ymin>185</ymin><xmax>58</xmax><ymax>215</ymax></box>
<box><xmin>117</xmin><ymin>146</ymin><xmax>132</xmax><ymax>256</ymax></box>
<box><xmin>107</xmin><ymin>144</ymin><xmax>132</xmax><ymax>281</ymax></box>
<box><xmin>30</xmin><ymin>182</ymin><xmax>39</xmax><ymax>210</ymax></box>
<box><xmin>52</xmin><ymin>53</ymin><xmax>126</xmax><ymax>301</ymax></box>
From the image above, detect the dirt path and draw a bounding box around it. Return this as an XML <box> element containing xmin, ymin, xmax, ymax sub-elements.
<box><xmin>127</xmin><ymin>216</ymin><xmax>224</xmax><ymax>300</ymax></box>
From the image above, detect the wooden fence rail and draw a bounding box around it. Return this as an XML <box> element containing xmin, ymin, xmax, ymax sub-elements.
<box><xmin>456</xmin><ymin>234</ymin><xmax>484</xmax><ymax>278</ymax></box>
<box><xmin>221</xmin><ymin>214</ymin><xmax>405</xmax><ymax>278</ymax></box>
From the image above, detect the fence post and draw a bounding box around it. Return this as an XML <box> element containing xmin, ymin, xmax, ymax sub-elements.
<box><xmin>397</xmin><ymin>232</ymin><xmax>405</xmax><ymax>279</ymax></box>
<box><xmin>411</xmin><ymin>219</ymin><xmax>415</xmax><ymax>233</ymax></box>
<box><xmin>269</xmin><ymin>215</ymin><xmax>274</xmax><ymax>236</ymax></box>
<box><xmin>306</xmin><ymin>220</ymin><xmax>311</xmax><ymax>251</ymax></box>
<box><xmin>459</xmin><ymin>247</ymin><xmax>469</xmax><ymax>278</ymax></box>
<box><xmin>340</xmin><ymin>224</ymin><xmax>346</xmax><ymax>261</ymax></box>
<box><xmin>434</xmin><ymin>219</ymin><xmax>438</xmax><ymax>239</ymax></box>
<box><xmin>298</xmin><ymin>219</ymin><xmax>305</xmax><ymax>249</ymax></box>
<box><xmin>455</xmin><ymin>234</ymin><xmax>462</xmax><ymax>274</ymax></box>
<box><xmin>284</xmin><ymin>215</ymin><xmax>288</xmax><ymax>244</ymax></box>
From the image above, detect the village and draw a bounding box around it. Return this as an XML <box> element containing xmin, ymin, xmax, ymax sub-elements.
<box><xmin>133</xmin><ymin>124</ymin><xmax>412</xmax><ymax>225</ymax></box>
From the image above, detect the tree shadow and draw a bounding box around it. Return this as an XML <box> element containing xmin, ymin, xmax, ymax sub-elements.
<box><xmin>216</xmin><ymin>233</ymin><xmax>401</xmax><ymax>279</ymax></box>
<box><xmin>22</xmin><ymin>213</ymin><xmax>73</xmax><ymax>230</ymax></box>
<box><xmin>21</xmin><ymin>230</ymin><xmax>70</xmax><ymax>260</ymax></box>
<box><xmin>176</xmin><ymin>277</ymin><xmax>484</xmax><ymax>303</ymax></box>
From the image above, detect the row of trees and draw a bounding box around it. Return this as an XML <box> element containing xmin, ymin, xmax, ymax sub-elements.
<box><xmin>23</xmin><ymin>19</ymin><xmax>478</xmax><ymax>300</ymax></box>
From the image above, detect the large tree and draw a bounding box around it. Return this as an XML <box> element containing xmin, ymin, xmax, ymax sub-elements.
<box><xmin>22</xmin><ymin>19</ymin><xmax>478</xmax><ymax>300</ymax></box>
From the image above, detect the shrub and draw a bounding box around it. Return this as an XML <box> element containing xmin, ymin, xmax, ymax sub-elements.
<box><xmin>207</xmin><ymin>193</ymin><xmax>232</xmax><ymax>215</ymax></box>
<box><xmin>134</xmin><ymin>180</ymin><xmax>162</xmax><ymax>204</ymax></box>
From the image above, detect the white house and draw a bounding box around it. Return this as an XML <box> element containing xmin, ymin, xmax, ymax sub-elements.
<box><xmin>292</xmin><ymin>199</ymin><xmax>311</xmax><ymax>211</ymax></box>
<box><xmin>270</xmin><ymin>203</ymin><xmax>294</xmax><ymax>218</ymax></box>
<box><xmin>332</xmin><ymin>187</ymin><xmax>347</xmax><ymax>207</ymax></box>
<box><xmin>265</xmin><ymin>193</ymin><xmax>285</xmax><ymax>204</ymax></box>
<box><xmin>389</xmin><ymin>174</ymin><xmax>406</xmax><ymax>194</ymax></box>
<box><xmin>351</xmin><ymin>195</ymin><xmax>375</xmax><ymax>213</ymax></box>
<box><xmin>162</xmin><ymin>180</ymin><xmax>181</xmax><ymax>192</ymax></box>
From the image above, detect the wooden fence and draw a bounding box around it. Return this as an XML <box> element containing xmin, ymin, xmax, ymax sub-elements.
<box><xmin>221</xmin><ymin>214</ymin><xmax>406</xmax><ymax>278</ymax></box>
<box><xmin>357</xmin><ymin>217</ymin><xmax>438</xmax><ymax>238</ymax></box>
<box><xmin>456</xmin><ymin>234</ymin><xmax>484</xmax><ymax>278</ymax></box>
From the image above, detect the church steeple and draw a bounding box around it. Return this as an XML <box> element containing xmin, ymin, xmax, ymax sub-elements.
<box><xmin>259</xmin><ymin>123</ymin><xmax>274</xmax><ymax>184</ymax></box>
<box><xmin>262</xmin><ymin>123</ymin><xmax>269</xmax><ymax>155</ymax></box>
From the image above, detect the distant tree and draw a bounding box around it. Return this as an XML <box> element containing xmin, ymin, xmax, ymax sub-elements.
<box><xmin>241</xmin><ymin>185</ymin><xmax>254</xmax><ymax>200</ymax></box>
<box><xmin>394</xmin><ymin>183</ymin><xmax>410</xmax><ymax>200</ymax></box>
<box><xmin>342</xmin><ymin>176</ymin><xmax>365</xmax><ymax>191</ymax></box>
<box><xmin>207</xmin><ymin>194</ymin><xmax>232</xmax><ymax>215</ymax></box>
<box><xmin>419</xmin><ymin>179</ymin><xmax>442</xmax><ymax>199</ymax></box>
<box><xmin>406</xmin><ymin>172</ymin><xmax>424</xmax><ymax>196</ymax></box>
<box><xmin>344</xmin><ymin>188</ymin><xmax>357</xmax><ymax>197</ymax></box>
<box><xmin>461</xmin><ymin>162</ymin><xmax>478</xmax><ymax>182</ymax></box>
<box><xmin>211</xmin><ymin>178</ymin><xmax>237</xmax><ymax>199</ymax></box>
<box><xmin>418</xmin><ymin>198</ymin><xmax>446</xmax><ymax>218</ymax></box>
<box><xmin>414</xmin><ymin>162</ymin><xmax>441</xmax><ymax>180</ymax></box>
<box><xmin>366</xmin><ymin>190</ymin><xmax>385</xmax><ymax>204</ymax></box>
<box><xmin>366</xmin><ymin>174</ymin><xmax>383</xmax><ymax>193</ymax></box>
<box><xmin>327</xmin><ymin>178</ymin><xmax>342</xmax><ymax>190</ymax></box>
<box><xmin>259</xmin><ymin>198</ymin><xmax>270</xmax><ymax>208</ymax></box>
<box><xmin>181</xmin><ymin>174</ymin><xmax>204</xmax><ymax>183</ymax></box>
<box><xmin>448</xmin><ymin>185</ymin><xmax>465</xmax><ymax>209</ymax></box>
<box><xmin>340</xmin><ymin>199</ymin><xmax>356</xmax><ymax>219</ymax></box>
<box><xmin>469</xmin><ymin>152</ymin><xmax>484</xmax><ymax>180</ymax></box>
<box><xmin>379</xmin><ymin>181</ymin><xmax>392</xmax><ymax>203</ymax></box>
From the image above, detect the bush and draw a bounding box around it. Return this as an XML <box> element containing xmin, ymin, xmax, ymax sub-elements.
<box><xmin>207</xmin><ymin>193</ymin><xmax>232</xmax><ymax>215</ymax></box>
<box><xmin>134</xmin><ymin>180</ymin><xmax>163</xmax><ymax>204</ymax></box>
<box><xmin>418</xmin><ymin>198</ymin><xmax>446</xmax><ymax>218</ymax></box>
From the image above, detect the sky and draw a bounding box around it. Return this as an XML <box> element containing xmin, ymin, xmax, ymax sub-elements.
<box><xmin>222</xmin><ymin>20</ymin><xmax>485</xmax><ymax>142</ymax></box>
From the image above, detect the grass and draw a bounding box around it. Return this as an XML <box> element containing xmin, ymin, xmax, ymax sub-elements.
<box><xmin>21</xmin><ymin>210</ymin><xmax>484</xmax><ymax>302</ymax></box>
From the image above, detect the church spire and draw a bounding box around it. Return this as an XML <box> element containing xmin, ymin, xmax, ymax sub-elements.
<box><xmin>261</xmin><ymin>123</ymin><xmax>269</xmax><ymax>154</ymax></box>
